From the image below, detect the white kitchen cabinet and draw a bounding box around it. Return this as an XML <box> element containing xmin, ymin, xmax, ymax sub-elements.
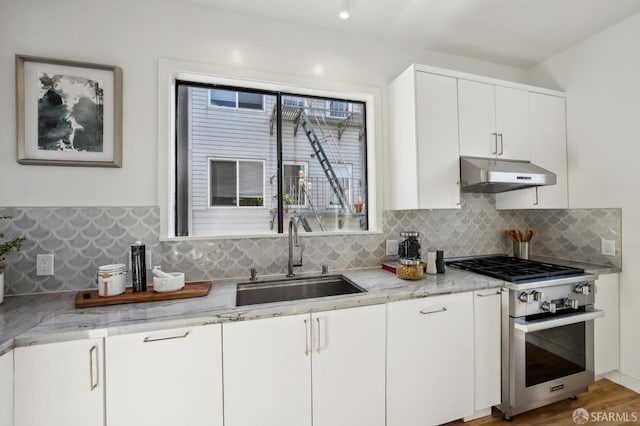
<box><xmin>458</xmin><ymin>79</ymin><xmax>530</xmax><ymax>161</ymax></box>
<box><xmin>594</xmin><ymin>273</ymin><xmax>620</xmax><ymax>375</ymax></box>
<box><xmin>0</xmin><ymin>350</ymin><xmax>12</xmax><ymax>426</ymax></box>
<box><xmin>14</xmin><ymin>338</ymin><xmax>104</xmax><ymax>426</ymax></box>
<box><xmin>473</xmin><ymin>289</ymin><xmax>502</xmax><ymax>412</ymax></box>
<box><xmin>496</xmin><ymin>93</ymin><xmax>568</xmax><ymax>209</ymax></box>
<box><xmin>105</xmin><ymin>324</ymin><xmax>223</xmax><ymax>426</ymax></box>
<box><xmin>312</xmin><ymin>304</ymin><xmax>386</xmax><ymax>426</ymax></box>
<box><xmin>388</xmin><ymin>66</ymin><xmax>461</xmax><ymax>210</ymax></box>
<box><xmin>387</xmin><ymin>292</ymin><xmax>474</xmax><ymax>426</ymax></box>
<box><xmin>223</xmin><ymin>305</ymin><xmax>385</xmax><ymax>426</ymax></box>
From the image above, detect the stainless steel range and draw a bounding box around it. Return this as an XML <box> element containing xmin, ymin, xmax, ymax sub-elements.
<box><xmin>446</xmin><ymin>255</ymin><xmax>604</xmax><ymax>420</ymax></box>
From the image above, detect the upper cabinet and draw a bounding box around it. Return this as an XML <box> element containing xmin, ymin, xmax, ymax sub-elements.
<box><xmin>496</xmin><ymin>93</ymin><xmax>568</xmax><ymax>209</ymax></box>
<box><xmin>458</xmin><ymin>79</ymin><xmax>530</xmax><ymax>160</ymax></box>
<box><xmin>388</xmin><ymin>67</ymin><xmax>461</xmax><ymax>210</ymax></box>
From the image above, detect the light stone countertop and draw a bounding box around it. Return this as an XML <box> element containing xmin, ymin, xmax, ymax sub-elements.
<box><xmin>0</xmin><ymin>258</ymin><xmax>620</xmax><ymax>356</ymax></box>
<box><xmin>0</xmin><ymin>267</ymin><xmax>503</xmax><ymax>354</ymax></box>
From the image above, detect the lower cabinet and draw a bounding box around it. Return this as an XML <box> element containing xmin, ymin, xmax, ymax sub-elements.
<box><xmin>0</xmin><ymin>350</ymin><xmax>13</xmax><ymax>426</ymax></box>
<box><xmin>473</xmin><ymin>289</ymin><xmax>502</xmax><ymax>412</ymax></box>
<box><xmin>594</xmin><ymin>273</ymin><xmax>620</xmax><ymax>375</ymax></box>
<box><xmin>105</xmin><ymin>324</ymin><xmax>223</xmax><ymax>426</ymax></box>
<box><xmin>387</xmin><ymin>292</ymin><xmax>475</xmax><ymax>426</ymax></box>
<box><xmin>223</xmin><ymin>304</ymin><xmax>386</xmax><ymax>426</ymax></box>
<box><xmin>14</xmin><ymin>338</ymin><xmax>104</xmax><ymax>426</ymax></box>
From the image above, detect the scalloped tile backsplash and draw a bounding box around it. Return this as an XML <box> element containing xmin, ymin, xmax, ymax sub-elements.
<box><xmin>0</xmin><ymin>194</ymin><xmax>621</xmax><ymax>295</ymax></box>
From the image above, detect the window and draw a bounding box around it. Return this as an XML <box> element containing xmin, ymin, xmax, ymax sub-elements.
<box><xmin>283</xmin><ymin>162</ymin><xmax>308</xmax><ymax>207</ymax></box>
<box><xmin>327</xmin><ymin>100</ymin><xmax>351</xmax><ymax>118</ymax></box>
<box><xmin>209</xmin><ymin>159</ymin><xmax>264</xmax><ymax>207</ymax></box>
<box><xmin>210</xmin><ymin>88</ymin><xmax>264</xmax><ymax>110</ymax></box>
<box><xmin>175</xmin><ymin>81</ymin><xmax>369</xmax><ymax>236</ymax></box>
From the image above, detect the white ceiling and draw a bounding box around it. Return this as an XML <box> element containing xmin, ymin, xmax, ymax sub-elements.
<box><xmin>189</xmin><ymin>0</ymin><xmax>640</xmax><ymax>68</ymax></box>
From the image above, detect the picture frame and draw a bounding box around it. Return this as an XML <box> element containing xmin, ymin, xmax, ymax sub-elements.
<box><xmin>16</xmin><ymin>54</ymin><xmax>123</xmax><ymax>167</ymax></box>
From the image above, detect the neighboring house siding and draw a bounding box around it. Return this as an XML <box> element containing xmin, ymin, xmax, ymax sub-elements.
<box><xmin>189</xmin><ymin>87</ymin><xmax>365</xmax><ymax>236</ymax></box>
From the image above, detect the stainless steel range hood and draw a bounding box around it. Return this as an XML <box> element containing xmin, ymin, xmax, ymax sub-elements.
<box><xmin>460</xmin><ymin>156</ymin><xmax>556</xmax><ymax>193</ymax></box>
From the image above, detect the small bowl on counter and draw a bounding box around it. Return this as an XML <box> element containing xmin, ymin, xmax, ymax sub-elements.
<box><xmin>153</xmin><ymin>272</ymin><xmax>185</xmax><ymax>293</ymax></box>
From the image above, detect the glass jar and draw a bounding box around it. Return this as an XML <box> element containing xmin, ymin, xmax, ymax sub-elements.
<box><xmin>396</xmin><ymin>259</ymin><xmax>424</xmax><ymax>280</ymax></box>
<box><xmin>398</xmin><ymin>231</ymin><xmax>421</xmax><ymax>260</ymax></box>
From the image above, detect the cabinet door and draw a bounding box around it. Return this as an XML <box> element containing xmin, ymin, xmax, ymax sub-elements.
<box><xmin>14</xmin><ymin>338</ymin><xmax>104</xmax><ymax>426</ymax></box>
<box><xmin>387</xmin><ymin>292</ymin><xmax>474</xmax><ymax>426</ymax></box>
<box><xmin>0</xmin><ymin>350</ymin><xmax>12</xmax><ymax>426</ymax></box>
<box><xmin>594</xmin><ymin>273</ymin><xmax>620</xmax><ymax>375</ymax></box>
<box><xmin>106</xmin><ymin>324</ymin><xmax>223</xmax><ymax>426</ymax></box>
<box><xmin>496</xmin><ymin>93</ymin><xmax>568</xmax><ymax>209</ymax></box>
<box><xmin>474</xmin><ymin>289</ymin><xmax>502</xmax><ymax>410</ymax></box>
<box><xmin>312</xmin><ymin>305</ymin><xmax>385</xmax><ymax>426</ymax></box>
<box><xmin>458</xmin><ymin>79</ymin><xmax>497</xmax><ymax>158</ymax></box>
<box><xmin>415</xmin><ymin>71</ymin><xmax>461</xmax><ymax>209</ymax></box>
<box><xmin>223</xmin><ymin>314</ymin><xmax>312</xmax><ymax>426</ymax></box>
<box><xmin>495</xmin><ymin>86</ymin><xmax>530</xmax><ymax>160</ymax></box>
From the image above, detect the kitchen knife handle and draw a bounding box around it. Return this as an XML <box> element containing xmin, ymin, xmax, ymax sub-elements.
<box><xmin>89</xmin><ymin>345</ymin><xmax>98</xmax><ymax>391</ymax></box>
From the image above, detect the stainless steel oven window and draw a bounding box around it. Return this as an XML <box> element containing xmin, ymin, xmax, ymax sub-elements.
<box><xmin>525</xmin><ymin>321</ymin><xmax>586</xmax><ymax>387</ymax></box>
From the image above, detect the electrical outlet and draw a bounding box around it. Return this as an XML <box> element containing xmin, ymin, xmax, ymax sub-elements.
<box><xmin>36</xmin><ymin>253</ymin><xmax>54</xmax><ymax>276</ymax></box>
<box><xmin>601</xmin><ymin>239</ymin><xmax>616</xmax><ymax>257</ymax></box>
<box><xmin>386</xmin><ymin>239</ymin><xmax>399</xmax><ymax>256</ymax></box>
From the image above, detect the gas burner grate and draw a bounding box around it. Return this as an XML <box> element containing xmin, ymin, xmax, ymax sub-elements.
<box><xmin>445</xmin><ymin>256</ymin><xmax>584</xmax><ymax>282</ymax></box>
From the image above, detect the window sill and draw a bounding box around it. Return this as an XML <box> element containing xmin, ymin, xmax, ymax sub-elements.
<box><xmin>159</xmin><ymin>229</ymin><xmax>383</xmax><ymax>242</ymax></box>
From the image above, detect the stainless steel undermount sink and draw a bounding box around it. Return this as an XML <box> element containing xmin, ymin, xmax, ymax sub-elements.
<box><xmin>235</xmin><ymin>274</ymin><xmax>366</xmax><ymax>306</ymax></box>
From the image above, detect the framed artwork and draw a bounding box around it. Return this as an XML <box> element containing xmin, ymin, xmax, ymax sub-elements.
<box><xmin>16</xmin><ymin>55</ymin><xmax>123</xmax><ymax>167</ymax></box>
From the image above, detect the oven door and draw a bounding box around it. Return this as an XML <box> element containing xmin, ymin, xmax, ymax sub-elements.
<box><xmin>509</xmin><ymin>308</ymin><xmax>604</xmax><ymax>412</ymax></box>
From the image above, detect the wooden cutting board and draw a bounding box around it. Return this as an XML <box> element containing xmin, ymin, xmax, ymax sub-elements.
<box><xmin>75</xmin><ymin>281</ymin><xmax>212</xmax><ymax>308</ymax></box>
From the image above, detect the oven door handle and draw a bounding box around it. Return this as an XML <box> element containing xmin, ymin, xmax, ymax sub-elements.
<box><xmin>514</xmin><ymin>308</ymin><xmax>604</xmax><ymax>333</ymax></box>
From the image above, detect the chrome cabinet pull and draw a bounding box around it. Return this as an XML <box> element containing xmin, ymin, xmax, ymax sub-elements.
<box><xmin>143</xmin><ymin>331</ymin><xmax>190</xmax><ymax>343</ymax></box>
<box><xmin>316</xmin><ymin>318</ymin><xmax>321</xmax><ymax>354</ymax></box>
<box><xmin>477</xmin><ymin>291</ymin><xmax>501</xmax><ymax>297</ymax></box>
<box><xmin>304</xmin><ymin>319</ymin><xmax>309</xmax><ymax>356</ymax></box>
<box><xmin>89</xmin><ymin>345</ymin><xmax>98</xmax><ymax>391</ymax></box>
<box><xmin>419</xmin><ymin>307</ymin><xmax>448</xmax><ymax>315</ymax></box>
<box><xmin>491</xmin><ymin>133</ymin><xmax>498</xmax><ymax>154</ymax></box>
<box><xmin>498</xmin><ymin>133</ymin><xmax>504</xmax><ymax>155</ymax></box>
<box><xmin>533</xmin><ymin>187</ymin><xmax>539</xmax><ymax>206</ymax></box>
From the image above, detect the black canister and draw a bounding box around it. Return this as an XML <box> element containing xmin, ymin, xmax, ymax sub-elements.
<box><xmin>436</xmin><ymin>250</ymin><xmax>446</xmax><ymax>274</ymax></box>
<box><xmin>131</xmin><ymin>241</ymin><xmax>147</xmax><ymax>292</ymax></box>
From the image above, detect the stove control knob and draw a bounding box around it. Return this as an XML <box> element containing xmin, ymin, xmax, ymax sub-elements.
<box><xmin>519</xmin><ymin>292</ymin><xmax>534</xmax><ymax>303</ymax></box>
<box><xmin>564</xmin><ymin>298</ymin><xmax>579</xmax><ymax>309</ymax></box>
<box><xmin>541</xmin><ymin>301</ymin><xmax>557</xmax><ymax>313</ymax></box>
<box><xmin>532</xmin><ymin>291</ymin><xmax>545</xmax><ymax>302</ymax></box>
<box><xmin>575</xmin><ymin>284</ymin><xmax>592</xmax><ymax>295</ymax></box>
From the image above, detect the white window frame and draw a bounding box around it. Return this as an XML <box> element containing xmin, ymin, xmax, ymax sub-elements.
<box><xmin>158</xmin><ymin>58</ymin><xmax>382</xmax><ymax>240</ymax></box>
<box><xmin>208</xmin><ymin>89</ymin><xmax>265</xmax><ymax>111</ymax></box>
<box><xmin>207</xmin><ymin>157</ymin><xmax>266</xmax><ymax>209</ymax></box>
<box><xmin>327</xmin><ymin>163</ymin><xmax>353</xmax><ymax>209</ymax></box>
<box><xmin>283</xmin><ymin>161</ymin><xmax>309</xmax><ymax>208</ymax></box>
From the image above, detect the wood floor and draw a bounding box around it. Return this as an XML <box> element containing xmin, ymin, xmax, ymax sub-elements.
<box><xmin>448</xmin><ymin>379</ymin><xmax>640</xmax><ymax>425</ymax></box>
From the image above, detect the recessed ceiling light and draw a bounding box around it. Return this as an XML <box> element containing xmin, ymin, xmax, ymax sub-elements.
<box><xmin>339</xmin><ymin>0</ymin><xmax>350</xmax><ymax>19</ymax></box>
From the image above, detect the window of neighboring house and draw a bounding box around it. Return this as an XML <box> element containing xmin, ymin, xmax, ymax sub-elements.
<box><xmin>283</xmin><ymin>95</ymin><xmax>305</xmax><ymax>107</ymax></box>
<box><xmin>327</xmin><ymin>100</ymin><xmax>351</xmax><ymax>118</ymax></box>
<box><xmin>209</xmin><ymin>159</ymin><xmax>265</xmax><ymax>207</ymax></box>
<box><xmin>210</xmin><ymin>88</ymin><xmax>264</xmax><ymax>110</ymax></box>
<box><xmin>328</xmin><ymin>164</ymin><xmax>353</xmax><ymax>208</ymax></box>
<box><xmin>283</xmin><ymin>162</ymin><xmax>309</xmax><ymax>207</ymax></box>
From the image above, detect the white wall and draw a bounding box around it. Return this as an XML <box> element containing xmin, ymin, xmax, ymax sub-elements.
<box><xmin>530</xmin><ymin>12</ymin><xmax>640</xmax><ymax>381</ymax></box>
<box><xmin>0</xmin><ymin>0</ymin><xmax>529</xmax><ymax>208</ymax></box>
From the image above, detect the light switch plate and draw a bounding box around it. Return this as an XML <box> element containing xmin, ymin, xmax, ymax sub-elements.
<box><xmin>386</xmin><ymin>239</ymin><xmax>399</xmax><ymax>256</ymax></box>
<box><xmin>601</xmin><ymin>239</ymin><xmax>616</xmax><ymax>257</ymax></box>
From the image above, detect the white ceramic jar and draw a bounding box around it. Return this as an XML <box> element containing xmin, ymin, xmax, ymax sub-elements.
<box><xmin>97</xmin><ymin>264</ymin><xmax>127</xmax><ymax>297</ymax></box>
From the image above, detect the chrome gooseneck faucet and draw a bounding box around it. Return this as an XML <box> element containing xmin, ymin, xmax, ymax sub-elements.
<box><xmin>287</xmin><ymin>216</ymin><xmax>303</xmax><ymax>277</ymax></box>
